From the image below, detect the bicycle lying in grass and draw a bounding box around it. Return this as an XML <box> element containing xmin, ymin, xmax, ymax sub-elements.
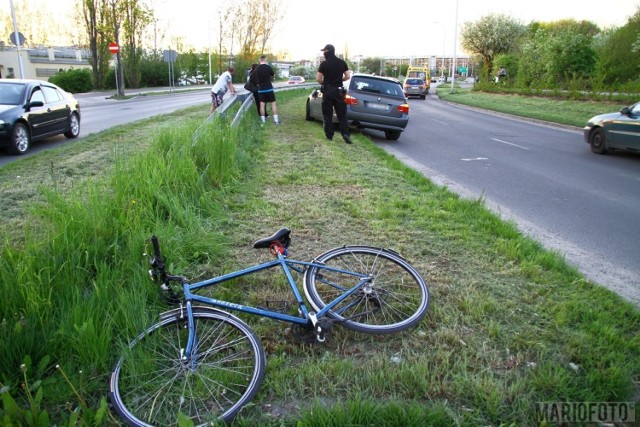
<box><xmin>109</xmin><ymin>228</ymin><xmax>430</xmax><ymax>426</ymax></box>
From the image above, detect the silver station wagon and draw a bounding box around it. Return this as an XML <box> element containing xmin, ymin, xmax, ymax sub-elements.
<box><xmin>306</xmin><ymin>73</ymin><xmax>409</xmax><ymax>141</ymax></box>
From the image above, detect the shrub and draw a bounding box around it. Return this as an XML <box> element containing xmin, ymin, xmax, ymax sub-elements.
<box><xmin>49</xmin><ymin>68</ymin><xmax>93</xmax><ymax>93</ymax></box>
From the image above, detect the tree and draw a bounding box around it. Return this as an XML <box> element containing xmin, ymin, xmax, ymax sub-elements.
<box><xmin>121</xmin><ymin>0</ymin><xmax>152</xmax><ymax>88</ymax></box>
<box><xmin>234</xmin><ymin>0</ymin><xmax>284</xmax><ymax>59</ymax></box>
<box><xmin>105</xmin><ymin>0</ymin><xmax>126</xmax><ymax>96</ymax></box>
<box><xmin>361</xmin><ymin>57</ymin><xmax>383</xmax><ymax>75</ymax></box>
<box><xmin>517</xmin><ymin>21</ymin><xmax>597</xmax><ymax>88</ymax></box>
<box><xmin>461</xmin><ymin>14</ymin><xmax>527</xmax><ymax>80</ymax></box>
<box><xmin>593</xmin><ymin>7</ymin><xmax>640</xmax><ymax>87</ymax></box>
<box><xmin>0</xmin><ymin>1</ymin><xmax>69</xmax><ymax>47</ymax></box>
<box><xmin>78</xmin><ymin>0</ymin><xmax>111</xmax><ymax>89</ymax></box>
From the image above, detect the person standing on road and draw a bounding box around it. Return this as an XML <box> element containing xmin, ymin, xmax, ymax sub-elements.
<box><xmin>256</xmin><ymin>55</ymin><xmax>280</xmax><ymax>125</ymax></box>
<box><xmin>317</xmin><ymin>44</ymin><xmax>352</xmax><ymax>144</ymax></box>
<box><xmin>211</xmin><ymin>66</ymin><xmax>236</xmax><ymax>114</ymax></box>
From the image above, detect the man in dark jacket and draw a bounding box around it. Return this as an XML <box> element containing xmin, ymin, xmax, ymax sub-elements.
<box><xmin>317</xmin><ymin>44</ymin><xmax>352</xmax><ymax>144</ymax></box>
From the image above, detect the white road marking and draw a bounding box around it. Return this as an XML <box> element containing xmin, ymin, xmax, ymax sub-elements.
<box><xmin>431</xmin><ymin>119</ymin><xmax>448</xmax><ymax>126</ymax></box>
<box><xmin>491</xmin><ymin>137</ymin><xmax>530</xmax><ymax>150</ymax></box>
<box><xmin>461</xmin><ymin>157</ymin><xmax>489</xmax><ymax>161</ymax></box>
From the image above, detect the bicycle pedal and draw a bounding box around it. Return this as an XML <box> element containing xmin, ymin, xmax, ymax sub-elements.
<box><xmin>291</xmin><ymin>325</ymin><xmax>318</xmax><ymax>344</ymax></box>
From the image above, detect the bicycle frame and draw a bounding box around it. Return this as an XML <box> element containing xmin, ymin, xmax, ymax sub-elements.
<box><xmin>180</xmin><ymin>251</ymin><xmax>372</xmax><ymax>359</ymax></box>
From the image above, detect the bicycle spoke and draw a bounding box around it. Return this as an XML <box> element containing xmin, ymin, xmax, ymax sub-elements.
<box><xmin>111</xmin><ymin>311</ymin><xmax>265</xmax><ymax>425</ymax></box>
<box><xmin>304</xmin><ymin>246</ymin><xmax>429</xmax><ymax>334</ymax></box>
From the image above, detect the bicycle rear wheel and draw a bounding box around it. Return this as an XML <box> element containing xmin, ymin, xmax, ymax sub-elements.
<box><xmin>303</xmin><ymin>246</ymin><xmax>429</xmax><ymax>334</ymax></box>
<box><xmin>109</xmin><ymin>307</ymin><xmax>265</xmax><ymax>426</ymax></box>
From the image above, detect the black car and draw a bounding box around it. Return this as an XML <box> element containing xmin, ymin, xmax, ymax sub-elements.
<box><xmin>583</xmin><ymin>101</ymin><xmax>640</xmax><ymax>154</ymax></box>
<box><xmin>0</xmin><ymin>79</ymin><xmax>81</xmax><ymax>155</ymax></box>
<box><xmin>306</xmin><ymin>73</ymin><xmax>409</xmax><ymax>140</ymax></box>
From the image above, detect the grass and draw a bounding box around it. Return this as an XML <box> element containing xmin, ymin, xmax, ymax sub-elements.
<box><xmin>436</xmin><ymin>86</ymin><xmax>636</xmax><ymax>128</ymax></box>
<box><xmin>0</xmin><ymin>89</ymin><xmax>639</xmax><ymax>426</ymax></box>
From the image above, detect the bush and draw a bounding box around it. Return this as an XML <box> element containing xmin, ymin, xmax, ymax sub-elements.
<box><xmin>49</xmin><ymin>68</ymin><xmax>93</xmax><ymax>93</ymax></box>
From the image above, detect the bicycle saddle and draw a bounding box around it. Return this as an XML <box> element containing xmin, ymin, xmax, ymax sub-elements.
<box><xmin>253</xmin><ymin>228</ymin><xmax>291</xmax><ymax>249</ymax></box>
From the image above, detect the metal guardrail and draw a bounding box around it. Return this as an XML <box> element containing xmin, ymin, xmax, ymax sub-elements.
<box><xmin>193</xmin><ymin>83</ymin><xmax>316</xmax><ymax>140</ymax></box>
<box><xmin>226</xmin><ymin>82</ymin><xmax>317</xmax><ymax>126</ymax></box>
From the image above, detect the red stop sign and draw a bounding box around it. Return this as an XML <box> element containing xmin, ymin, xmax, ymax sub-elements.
<box><xmin>108</xmin><ymin>42</ymin><xmax>119</xmax><ymax>54</ymax></box>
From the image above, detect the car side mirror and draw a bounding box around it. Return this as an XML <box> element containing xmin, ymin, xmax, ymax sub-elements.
<box><xmin>620</xmin><ymin>106</ymin><xmax>631</xmax><ymax>115</ymax></box>
<box><xmin>312</xmin><ymin>89</ymin><xmax>319</xmax><ymax>99</ymax></box>
<box><xmin>27</xmin><ymin>101</ymin><xmax>44</xmax><ymax>109</ymax></box>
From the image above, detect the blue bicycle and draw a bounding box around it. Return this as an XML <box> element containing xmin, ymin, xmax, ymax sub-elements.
<box><xmin>109</xmin><ymin>228</ymin><xmax>430</xmax><ymax>426</ymax></box>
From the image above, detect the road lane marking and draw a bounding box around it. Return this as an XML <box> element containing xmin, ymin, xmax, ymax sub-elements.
<box><xmin>431</xmin><ymin>119</ymin><xmax>449</xmax><ymax>126</ymax></box>
<box><xmin>461</xmin><ymin>157</ymin><xmax>489</xmax><ymax>161</ymax></box>
<box><xmin>491</xmin><ymin>137</ymin><xmax>530</xmax><ymax>150</ymax></box>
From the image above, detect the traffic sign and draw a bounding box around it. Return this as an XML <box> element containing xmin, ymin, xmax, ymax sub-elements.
<box><xmin>10</xmin><ymin>31</ymin><xmax>25</xmax><ymax>46</ymax></box>
<box><xmin>108</xmin><ymin>42</ymin><xmax>119</xmax><ymax>54</ymax></box>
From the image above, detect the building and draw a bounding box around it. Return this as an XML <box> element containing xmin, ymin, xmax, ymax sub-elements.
<box><xmin>0</xmin><ymin>44</ymin><xmax>92</xmax><ymax>80</ymax></box>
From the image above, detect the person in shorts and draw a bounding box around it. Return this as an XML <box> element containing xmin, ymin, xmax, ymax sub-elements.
<box><xmin>211</xmin><ymin>66</ymin><xmax>236</xmax><ymax>113</ymax></box>
<box><xmin>256</xmin><ymin>55</ymin><xmax>280</xmax><ymax>125</ymax></box>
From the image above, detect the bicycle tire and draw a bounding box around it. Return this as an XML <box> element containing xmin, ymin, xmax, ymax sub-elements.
<box><xmin>109</xmin><ymin>307</ymin><xmax>266</xmax><ymax>426</ymax></box>
<box><xmin>303</xmin><ymin>246</ymin><xmax>429</xmax><ymax>334</ymax></box>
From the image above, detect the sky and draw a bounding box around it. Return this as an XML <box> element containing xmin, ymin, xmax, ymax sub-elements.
<box><xmin>2</xmin><ymin>0</ymin><xmax>638</xmax><ymax>60</ymax></box>
<box><xmin>156</xmin><ymin>0</ymin><xmax>639</xmax><ymax>59</ymax></box>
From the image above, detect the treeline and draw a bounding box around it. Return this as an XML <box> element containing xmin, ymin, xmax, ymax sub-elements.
<box><xmin>461</xmin><ymin>9</ymin><xmax>640</xmax><ymax>92</ymax></box>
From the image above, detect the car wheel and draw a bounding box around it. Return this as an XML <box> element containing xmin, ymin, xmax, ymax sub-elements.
<box><xmin>421</xmin><ymin>95</ymin><xmax>426</xmax><ymax>100</ymax></box>
<box><xmin>64</xmin><ymin>112</ymin><xmax>80</xmax><ymax>138</ymax></box>
<box><xmin>8</xmin><ymin>122</ymin><xmax>30</xmax><ymax>155</ymax></box>
<box><xmin>305</xmin><ymin>100</ymin><xmax>314</xmax><ymax>121</ymax></box>
<box><xmin>589</xmin><ymin>128</ymin><xmax>607</xmax><ymax>154</ymax></box>
<box><xmin>384</xmin><ymin>130</ymin><xmax>401</xmax><ymax>141</ymax></box>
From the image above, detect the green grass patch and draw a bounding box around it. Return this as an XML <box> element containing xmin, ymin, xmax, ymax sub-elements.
<box><xmin>0</xmin><ymin>90</ymin><xmax>638</xmax><ymax>426</ymax></box>
<box><xmin>436</xmin><ymin>87</ymin><xmax>635</xmax><ymax>128</ymax></box>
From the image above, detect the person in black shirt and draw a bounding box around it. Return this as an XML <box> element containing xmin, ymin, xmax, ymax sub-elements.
<box><xmin>317</xmin><ymin>44</ymin><xmax>352</xmax><ymax>144</ymax></box>
<box><xmin>248</xmin><ymin>63</ymin><xmax>267</xmax><ymax>117</ymax></box>
<box><xmin>256</xmin><ymin>55</ymin><xmax>280</xmax><ymax>125</ymax></box>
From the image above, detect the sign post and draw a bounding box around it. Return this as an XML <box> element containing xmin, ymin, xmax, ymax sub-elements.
<box><xmin>109</xmin><ymin>43</ymin><xmax>120</xmax><ymax>96</ymax></box>
<box><xmin>163</xmin><ymin>49</ymin><xmax>177</xmax><ymax>91</ymax></box>
<box><xmin>9</xmin><ymin>0</ymin><xmax>25</xmax><ymax>78</ymax></box>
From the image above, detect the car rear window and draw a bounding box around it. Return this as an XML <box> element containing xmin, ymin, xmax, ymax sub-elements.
<box><xmin>405</xmin><ymin>79</ymin><xmax>423</xmax><ymax>85</ymax></box>
<box><xmin>351</xmin><ymin>76</ymin><xmax>404</xmax><ymax>97</ymax></box>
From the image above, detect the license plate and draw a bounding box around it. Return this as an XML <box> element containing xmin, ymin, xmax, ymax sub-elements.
<box><xmin>366</xmin><ymin>102</ymin><xmax>388</xmax><ymax>111</ymax></box>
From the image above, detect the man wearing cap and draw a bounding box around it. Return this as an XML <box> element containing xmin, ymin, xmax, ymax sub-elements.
<box><xmin>317</xmin><ymin>44</ymin><xmax>352</xmax><ymax>144</ymax></box>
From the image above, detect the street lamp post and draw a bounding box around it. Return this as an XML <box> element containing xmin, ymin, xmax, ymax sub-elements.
<box><xmin>451</xmin><ymin>0</ymin><xmax>459</xmax><ymax>93</ymax></box>
<box><xmin>9</xmin><ymin>0</ymin><xmax>24</xmax><ymax>78</ymax></box>
<box><xmin>208</xmin><ymin>19</ymin><xmax>212</xmax><ymax>85</ymax></box>
<box><xmin>433</xmin><ymin>21</ymin><xmax>445</xmax><ymax>79</ymax></box>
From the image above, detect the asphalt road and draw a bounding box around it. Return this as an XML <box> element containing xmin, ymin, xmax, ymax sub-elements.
<box><xmin>0</xmin><ymin>87</ymin><xmax>211</xmax><ymax>167</ymax></box>
<box><xmin>367</xmin><ymin>93</ymin><xmax>640</xmax><ymax>305</ymax></box>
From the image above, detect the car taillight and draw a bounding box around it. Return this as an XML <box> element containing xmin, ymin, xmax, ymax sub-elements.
<box><xmin>397</xmin><ymin>103</ymin><xmax>409</xmax><ymax>114</ymax></box>
<box><xmin>345</xmin><ymin>94</ymin><xmax>358</xmax><ymax>105</ymax></box>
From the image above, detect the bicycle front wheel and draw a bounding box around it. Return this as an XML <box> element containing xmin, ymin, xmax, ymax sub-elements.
<box><xmin>109</xmin><ymin>308</ymin><xmax>266</xmax><ymax>426</ymax></box>
<box><xmin>303</xmin><ymin>246</ymin><xmax>429</xmax><ymax>334</ymax></box>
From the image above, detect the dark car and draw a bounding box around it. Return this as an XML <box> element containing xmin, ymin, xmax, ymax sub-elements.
<box><xmin>403</xmin><ymin>78</ymin><xmax>427</xmax><ymax>99</ymax></box>
<box><xmin>583</xmin><ymin>101</ymin><xmax>640</xmax><ymax>154</ymax></box>
<box><xmin>305</xmin><ymin>73</ymin><xmax>409</xmax><ymax>140</ymax></box>
<box><xmin>0</xmin><ymin>79</ymin><xmax>81</xmax><ymax>155</ymax></box>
